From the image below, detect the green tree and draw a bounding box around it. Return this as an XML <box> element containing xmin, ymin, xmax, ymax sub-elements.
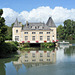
<box><xmin>57</xmin><ymin>19</ymin><xmax>75</xmax><ymax>40</ymax></box>
<box><xmin>0</xmin><ymin>9</ymin><xmax>7</xmax><ymax>44</ymax></box>
<box><xmin>64</xmin><ymin>19</ymin><xmax>75</xmax><ymax>40</ymax></box>
<box><xmin>5</xmin><ymin>25</ymin><xmax>12</xmax><ymax>40</ymax></box>
<box><xmin>57</xmin><ymin>25</ymin><xmax>65</xmax><ymax>39</ymax></box>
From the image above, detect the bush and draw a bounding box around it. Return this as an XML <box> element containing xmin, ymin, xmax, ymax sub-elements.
<box><xmin>0</xmin><ymin>42</ymin><xmax>18</xmax><ymax>58</ymax></box>
<box><xmin>41</xmin><ymin>42</ymin><xmax>55</xmax><ymax>49</ymax></box>
<box><xmin>12</xmin><ymin>41</ymin><xmax>19</xmax><ymax>46</ymax></box>
<box><xmin>23</xmin><ymin>43</ymin><xmax>30</xmax><ymax>48</ymax></box>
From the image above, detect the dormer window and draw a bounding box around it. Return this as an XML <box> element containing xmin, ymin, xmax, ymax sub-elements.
<box><xmin>31</xmin><ymin>26</ymin><xmax>35</xmax><ymax>29</ymax></box>
<box><xmin>39</xmin><ymin>26</ymin><xmax>42</xmax><ymax>29</ymax></box>
<box><xmin>16</xmin><ymin>30</ymin><xmax>18</xmax><ymax>33</ymax></box>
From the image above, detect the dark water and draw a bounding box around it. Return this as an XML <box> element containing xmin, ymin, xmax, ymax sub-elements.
<box><xmin>0</xmin><ymin>45</ymin><xmax>75</xmax><ymax>75</ymax></box>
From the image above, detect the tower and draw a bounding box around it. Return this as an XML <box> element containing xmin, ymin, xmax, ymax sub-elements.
<box><xmin>12</xmin><ymin>18</ymin><xmax>22</xmax><ymax>42</ymax></box>
<box><xmin>46</xmin><ymin>17</ymin><xmax>56</xmax><ymax>41</ymax></box>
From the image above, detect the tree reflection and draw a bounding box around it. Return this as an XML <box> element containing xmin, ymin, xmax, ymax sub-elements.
<box><xmin>0</xmin><ymin>57</ymin><xmax>18</xmax><ymax>75</ymax></box>
<box><xmin>0</xmin><ymin>62</ymin><xmax>5</xmax><ymax>75</ymax></box>
<box><xmin>64</xmin><ymin>46</ymin><xmax>75</xmax><ymax>56</ymax></box>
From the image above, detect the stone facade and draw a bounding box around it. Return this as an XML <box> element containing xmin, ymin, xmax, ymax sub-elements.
<box><xmin>12</xmin><ymin>17</ymin><xmax>56</xmax><ymax>43</ymax></box>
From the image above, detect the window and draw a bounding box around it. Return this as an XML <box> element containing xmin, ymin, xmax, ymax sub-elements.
<box><xmin>16</xmin><ymin>30</ymin><xmax>18</xmax><ymax>33</ymax></box>
<box><xmin>53</xmin><ymin>35</ymin><xmax>54</xmax><ymax>37</ymax></box>
<box><xmin>15</xmin><ymin>36</ymin><xmax>19</xmax><ymax>41</ymax></box>
<box><xmin>24</xmin><ymin>32</ymin><xmax>28</xmax><ymax>34</ymax></box>
<box><xmin>47</xmin><ymin>36</ymin><xmax>50</xmax><ymax>41</ymax></box>
<box><xmin>47</xmin><ymin>59</ymin><xmax>50</xmax><ymax>61</ymax></box>
<box><xmin>32</xmin><ymin>53</ymin><xmax>35</xmax><ymax>58</ymax></box>
<box><xmin>39</xmin><ymin>32</ymin><xmax>43</xmax><ymax>34</ymax></box>
<box><xmin>47</xmin><ymin>32</ymin><xmax>50</xmax><ymax>34</ymax></box>
<box><xmin>25</xmin><ymin>60</ymin><xmax>28</xmax><ymax>62</ymax></box>
<box><xmin>47</xmin><ymin>53</ymin><xmax>50</xmax><ymax>57</ymax></box>
<box><xmin>32</xmin><ymin>36</ymin><xmax>35</xmax><ymax>40</ymax></box>
<box><xmin>39</xmin><ymin>26</ymin><xmax>42</xmax><ymax>29</ymax></box>
<box><xmin>32</xmin><ymin>59</ymin><xmax>36</xmax><ymax>61</ymax></box>
<box><xmin>31</xmin><ymin>26</ymin><xmax>35</xmax><ymax>29</ymax></box>
<box><xmin>25</xmin><ymin>36</ymin><xmax>28</xmax><ymax>40</ymax></box>
<box><xmin>32</xmin><ymin>32</ymin><xmax>36</xmax><ymax>34</ymax></box>
<box><xmin>40</xmin><ymin>53</ymin><xmax>43</xmax><ymax>57</ymax></box>
<box><xmin>25</xmin><ymin>54</ymin><xmax>28</xmax><ymax>58</ymax></box>
<box><xmin>40</xmin><ymin>36</ymin><xmax>43</xmax><ymax>40</ymax></box>
<box><xmin>39</xmin><ymin>59</ymin><xmax>43</xmax><ymax>61</ymax></box>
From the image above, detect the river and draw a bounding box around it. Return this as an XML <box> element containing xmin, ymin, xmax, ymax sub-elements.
<box><xmin>0</xmin><ymin>44</ymin><xmax>75</xmax><ymax>75</ymax></box>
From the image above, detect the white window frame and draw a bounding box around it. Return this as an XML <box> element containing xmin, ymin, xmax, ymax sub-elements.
<box><xmin>25</xmin><ymin>36</ymin><xmax>28</xmax><ymax>40</ymax></box>
<box><xmin>40</xmin><ymin>53</ymin><xmax>43</xmax><ymax>57</ymax></box>
<box><xmin>32</xmin><ymin>53</ymin><xmax>35</xmax><ymax>57</ymax></box>
<box><xmin>47</xmin><ymin>36</ymin><xmax>50</xmax><ymax>41</ymax></box>
<box><xmin>32</xmin><ymin>36</ymin><xmax>35</xmax><ymax>40</ymax></box>
<box><xmin>16</xmin><ymin>30</ymin><xmax>18</xmax><ymax>33</ymax></box>
<box><xmin>31</xmin><ymin>26</ymin><xmax>35</xmax><ymax>29</ymax></box>
<box><xmin>39</xmin><ymin>59</ymin><xmax>43</xmax><ymax>61</ymax></box>
<box><xmin>39</xmin><ymin>32</ymin><xmax>43</xmax><ymax>34</ymax></box>
<box><xmin>24</xmin><ymin>32</ymin><xmax>28</xmax><ymax>34</ymax></box>
<box><xmin>40</xmin><ymin>36</ymin><xmax>43</xmax><ymax>40</ymax></box>
<box><xmin>47</xmin><ymin>32</ymin><xmax>50</xmax><ymax>34</ymax></box>
<box><xmin>47</xmin><ymin>53</ymin><xmax>50</xmax><ymax>57</ymax></box>
<box><xmin>39</xmin><ymin>26</ymin><xmax>42</xmax><ymax>29</ymax></box>
<box><xmin>15</xmin><ymin>36</ymin><xmax>19</xmax><ymax>41</ymax></box>
<box><xmin>32</xmin><ymin>32</ymin><xmax>36</xmax><ymax>34</ymax></box>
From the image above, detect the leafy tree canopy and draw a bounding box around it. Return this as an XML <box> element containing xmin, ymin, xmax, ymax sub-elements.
<box><xmin>57</xmin><ymin>19</ymin><xmax>75</xmax><ymax>40</ymax></box>
<box><xmin>0</xmin><ymin>9</ymin><xmax>7</xmax><ymax>44</ymax></box>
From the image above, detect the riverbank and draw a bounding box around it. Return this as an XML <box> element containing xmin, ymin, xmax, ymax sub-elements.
<box><xmin>0</xmin><ymin>41</ymin><xmax>19</xmax><ymax>58</ymax></box>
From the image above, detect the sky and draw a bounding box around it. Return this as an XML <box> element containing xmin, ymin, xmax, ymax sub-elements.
<box><xmin>0</xmin><ymin>0</ymin><xmax>75</xmax><ymax>26</ymax></box>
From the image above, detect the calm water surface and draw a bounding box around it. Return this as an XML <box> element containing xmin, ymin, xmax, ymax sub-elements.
<box><xmin>0</xmin><ymin>45</ymin><xmax>75</xmax><ymax>75</ymax></box>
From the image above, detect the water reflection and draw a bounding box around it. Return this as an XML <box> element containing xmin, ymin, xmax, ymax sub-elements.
<box><xmin>56</xmin><ymin>45</ymin><xmax>75</xmax><ymax>63</ymax></box>
<box><xmin>64</xmin><ymin>46</ymin><xmax>75</xmax><ymax>56</ymax></box>
<box><xmin>59</xmin><ymin>44</ymin><xmax>75</xmax><ymax>56</ymax></box>
<box><xmin>0</xmin><ymin>58</ymin><xmax>18</xmax><ymax>75</ymax></box>
<box><xmin>0</xmin><ymin>62</ymin><xmax>6</xmax><ymax>75</ymax></box>
<box><xmin>13</xmin><ymin>50</ymin><xmax>56</xmax><ymax>71</ymax></box>
<box><xmin>0</xmin><ymin>44</ymin><xmax>75</xmax><ymax>75</ymax></box>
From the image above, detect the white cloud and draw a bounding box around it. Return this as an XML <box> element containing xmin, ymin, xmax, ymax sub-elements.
<box><xmin>2</xmin><ymin>6</ymin><xmax>75</xmax><ymax>26</ymax></box>
<box><xmin>2</xmin><ymin>8</ymin><xmax>19</xmax><ymax>25</ymax></box>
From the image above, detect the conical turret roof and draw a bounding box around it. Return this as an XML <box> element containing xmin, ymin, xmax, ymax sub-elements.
<box><xmin>13</xmin><ymin>18</ymin><xmax>22</xmax><ymax>27</ymax></box>
<box><xmin>46</xmin><ymin>17</ymin><xmax>56</xmax><ymax>27</ymax></box>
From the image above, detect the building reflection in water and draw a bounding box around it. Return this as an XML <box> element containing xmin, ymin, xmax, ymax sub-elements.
<box><xmin>13</xmin><ymin>50</ymin><xmax>56</xmax><ymax>71</ymax></box>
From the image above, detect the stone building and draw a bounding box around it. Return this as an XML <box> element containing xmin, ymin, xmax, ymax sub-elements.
<box><xmin>12</xmin><ymin>17</ymin><xmax>56</xmax><ymax>43</ymax></box>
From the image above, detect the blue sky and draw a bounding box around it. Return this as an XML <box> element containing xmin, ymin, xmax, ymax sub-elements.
<box><xmin>0</xmin><ymin>0</ymin><xmax>75</xmax><ymax>12</ymax></box>
<box><xmin>0</xmin><ymin>0</ymin><xmax>75</xmax><ymax>26</ymax></box>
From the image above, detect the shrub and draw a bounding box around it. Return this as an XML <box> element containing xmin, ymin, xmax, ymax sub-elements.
<box><xmin>41</xmin><ymin>42</ymin><xmax>55</xmax><ymax>49</ymax></box>
<box><xmin>23</xmin><ymin>43</ymin><xmax>30</xmax><ymax>48</ymax></box>
<box><xmin>12</xmin><ymin>41</ymin><xmax>19</xmax><ymax>46</ymax></box>
<box><xmin>0</xmin><ymin>42</ymin><xmax>18</xmax><ymax>58</ymax></box>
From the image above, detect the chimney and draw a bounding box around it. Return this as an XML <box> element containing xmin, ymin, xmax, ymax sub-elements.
<box><xmin>19</xmin><ymin>22</ymin><xmax>22</xmax><ymax>26</ymax></box>
<box><xmin>26</xmin><ymin>21</ymin><xmax>28</xmax><ymax>27</ymax></box>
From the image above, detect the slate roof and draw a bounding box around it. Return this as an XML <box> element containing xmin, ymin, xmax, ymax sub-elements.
<box><xmin>22</xmin><ymin>22</ymin><xmax>52</xmax><ymax>30</ymax></box>
<box><xmin>13</xmin><ymin>17</ymin><xmax>56</xmax><ymax>30</ymax></box>
<box><xmin>46</xmin><ymin>17</ymin><xmax>56</xmax><ymax>27</ymax></box>
<box><xmin>13</xmin><ymin>18</ymin><xmax>22</xmax><ymax>27</ymax></box>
